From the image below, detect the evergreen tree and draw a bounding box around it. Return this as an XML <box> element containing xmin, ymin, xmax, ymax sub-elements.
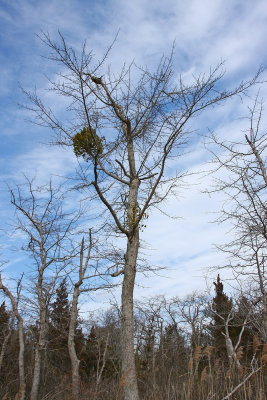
<box><xmin>0</xmin><ymin>301</ymin><xmax>10</xmax><ymax>341</ymax></box>
<box><xmin>48</xmin><ymin>279</ymin><xmax>71</xmax><ymax>375</ymax></box>
<box><xmin>80</xmin><ymin>326</ymin><xmax>98</xmax><ymax>379</ymax></box>
<box><xmin>212</xmin><ymin>275</ymin><xmax>233</xmax><ymax>361</ymax></box>
<box><xmin>212</xmin><ymin>276</ymin><xmax>256</xmax><ymax>365</ymax></box>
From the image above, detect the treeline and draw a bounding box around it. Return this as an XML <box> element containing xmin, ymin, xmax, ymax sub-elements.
<box><xmin>0</xmin><ymin>275</ymin><xmax>266</xmax><ymax>399</ymax></box>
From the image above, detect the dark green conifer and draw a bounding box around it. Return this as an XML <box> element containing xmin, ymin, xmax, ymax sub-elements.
<box><xmin>48</xmin><ymin>279</ymin><xmax>71</xmax><ymax>375</ymax></box>
<box><xmin>212</xmin><ymin>275</ymin><xmax>233</xmax><ymax>360</ymax></box>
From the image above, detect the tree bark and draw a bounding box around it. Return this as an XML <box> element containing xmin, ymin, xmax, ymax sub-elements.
<box><xmin>30</xmin><ymin>302</ymin><xmax>47</xmax><ymax>400</ymax></box>
<box><xmin>17</xmin><ymin>318</ymin><xmax>26</xmax><ymax>400</ymax></box>
<box><xmin>121</xmin><ymin>228</ymin><xmax>140</xmax><ymax>400</ymax></box>
<box><xmin>68</xmin><ymin>284</ymin><xmax>80</xmax><ymax>399</ymax></box>
<box><xmin>120</xmin><ymin>116</ymin><xmax>141</xmax><ymax>399</ymax></box>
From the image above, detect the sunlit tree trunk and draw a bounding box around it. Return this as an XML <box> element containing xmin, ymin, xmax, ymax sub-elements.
<box><xmin>121</xmin><ymin>228</ymin><xmax>140</xmax><ymax>400</ymax></box>
<box><xmin>31</xmin><ymin>299</ymin><xmax>47</xmax><ymax>400</ymax></box>
<box><xmin>68</xmin><ymin>284</ymin><xmax>80</xmax><ymax>399</ymax></box>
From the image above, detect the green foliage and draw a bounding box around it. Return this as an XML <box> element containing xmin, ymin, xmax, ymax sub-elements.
<box><xmin>72</xmin><ymin>127</ymin><xmax>104</xmax><ymax>160</ymax></box>
<box><xmin>50</xmin><ymin>278</ymin><xmax>70</xmax><ymax>332</ymax></box>
<box><xmin>47</xmin><ymin>279</ymin><xmax>71</xmax><ymax>376</ymax></box>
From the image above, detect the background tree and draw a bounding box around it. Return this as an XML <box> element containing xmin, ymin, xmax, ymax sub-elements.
<box><xmin>23</xmin><ymin>33</ymin><xmax>261</xmax><ymax>400</ymax></box>
<box><xmin>0</xmin><ymin>275</ymin><xmax>25</xmax><ymax>400</ymax></box>
<box><xmin>47</xmin><ymin>278</ymin><xmax>71</xmax><ymax>382</ymax></box>
<box><xmin>67</xmin><ymin>228</ymin><xmax>116</xmax><ymax>398</ymax></box>
<box><xmin>211</xmin><ymin>275</ymin><xmax>234</xmax><ymax>361</ymax></box>
<box><xmin>0</xmin><ymin>301</ymin><xmax>12</xmax><ymax>373</ymax></box>
<box><xmin>209</xmin><ymin>96</ymin><xmax>267</xmax><ymax>342</ymax></box>
<box><xmin>10</xmin><ymin>177</ymin><xmax>79</xmax><ymax>400</ymax></box>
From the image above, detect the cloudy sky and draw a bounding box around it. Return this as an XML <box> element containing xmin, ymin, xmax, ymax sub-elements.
<box><xmin>0</xmin><ymin>0</ymin><xmax>267</xmax><ymax>310</ymax></box>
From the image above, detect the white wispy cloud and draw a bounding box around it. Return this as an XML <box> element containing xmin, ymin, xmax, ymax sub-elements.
<box><xmin>0</xmin><ymin>0</ymin><xmax>266</xmax><ymax>303</ymax></box>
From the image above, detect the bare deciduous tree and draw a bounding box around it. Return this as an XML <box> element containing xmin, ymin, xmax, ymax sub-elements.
<box><xmin>210</xmin><ymin>301</ymin><xmax>249</xmax><ymax>369</ymax></box>
<box><xmin>10</xmin><ymin>177</ymin><xmax>79</xmax><ymax>400</ymax></box>
<box><xmin>209</xmin><ymin>95</ymin><xmax>267</xmax><ymax>342</ymax></box>
<box><xmin>23</xmin><ymin>33</ymin><xmax>261</xmax><ymax>400</ymax></box>
<box><xmin>68</xmin><ymin>229</ymin><xmax>114</xmax><ymax>399</ymax></box>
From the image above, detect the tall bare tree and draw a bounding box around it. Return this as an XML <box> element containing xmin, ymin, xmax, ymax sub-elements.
<box><xmin>209</xmin><ymin>96</ymin><xmax>267</xmax><ymax>342</ymax></box>
<box><xmin>10</xmin><ymin>177</ymin><xmax>79</xmax><ymax>400</ymax></box>
<box><xmin>23</xmin><ymin>33</ymin><xmax>260</xmax><ymax>400</ymax></box>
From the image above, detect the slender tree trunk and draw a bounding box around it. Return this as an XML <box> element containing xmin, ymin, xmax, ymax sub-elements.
<box><xmin>30</xmin><ymin>307</ymin><xmax>47</xmax><ymax>400</ymax></box>
<box><xmin>121</xmin><ymin>227</ymin><xmax>140</xmax><ymax>400</ymax></box>
<box><xmin>223</xmin><ymin>318</ymin><xmax>242</xmax><ymax>369</ymax></box>
<box><xmin>17</xmin><ymin>318</ymin><xmax>26</xmax><ymax>400</ymax></box>
<box><xmin>68</xmin><ymin>285</ymin><xmax>80</xmax><ymax>399</ymax></box>
<box><xmin>31</xmin><ymin>347</ymin><xmax>41</xmax><ymax>400</ymax></box>
<box><xmin>96</xmin><ymin>333</ymin><xmax>110</xmax><ymax>390</ymax></box>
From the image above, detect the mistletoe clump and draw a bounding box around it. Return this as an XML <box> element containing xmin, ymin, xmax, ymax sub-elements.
<box><xmin>72</xmin><ymin>127</ymin><xmax>103</xmax><ymax>160</ymax></box>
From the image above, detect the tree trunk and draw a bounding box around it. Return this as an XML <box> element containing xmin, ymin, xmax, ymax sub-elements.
<box><xmin>121</xmin><ymin>227</ymin><xmax>140</xmax><ymax>400</ymax></box>
<box><xmin>68</xmin><ymin>285</ymin><xmax>80</xmax><ymax>399</ymax></box>
<box><xmin>223</xmin><ymin>322</ymin><xmax>241</xmax><ymax>369</ymax></box>
<box><xmin>17</xmin><ymin>318</ymin><xmax>26</xmax><ymax>400</ymax></box>
<box><xmin>30</xmin><ymin>307</ymin><xmax>47</xmax><ymax>400</ymax></box>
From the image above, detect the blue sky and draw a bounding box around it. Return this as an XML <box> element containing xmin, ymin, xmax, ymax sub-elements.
<box><xmin>0</xmin><ymin>0</ymin><xmax>267</xmax><ymax>309</ymax></box>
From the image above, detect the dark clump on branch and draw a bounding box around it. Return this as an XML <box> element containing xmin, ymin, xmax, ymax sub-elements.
<box><xmin>72</xmin><ymin>127</ymin><xmax>104</xmax><ymax>160</ymax></box>
<box><xmin>91</xmin><ymin>76</ymin><xmax>102</xmax><ymax>85</ymax></box>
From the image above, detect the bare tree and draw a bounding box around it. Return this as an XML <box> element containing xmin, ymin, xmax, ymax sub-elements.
<box><xmin>68</xmin><ymin>229</ymin><xmax>114</xmax><ymax>399</ymax></box>
<box><xmin>10</xmin><ymin>177</ymin><xmax>79</xmax><ymax>400</ymax></box>
<box><xmin>23</xmin><ymin>33</ymin><xmax>260</xmax><ymax>400</ymax></box>
<box><xmin>0</xmin><ymin>275</ymin><xmax>25</xmax><ymax>400</ymax></box>
<box><xmin>210</xmin><ymin>301</ymin><xmax>249</xmax><ymax>369</ymax></box>
<box><xmin>167</xmin><ymin>293</ymin><xmax>210</xmax><ymax>350</ymax></box>
<box><xmin>68</xmin><ymin>235</ymin><xmax>92</xmax><ymax>399</ymax></box>
<box><xmin>209</xmin><ymin>95</ymin><xmax>267</xmax><ymax>342</ymax></box>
